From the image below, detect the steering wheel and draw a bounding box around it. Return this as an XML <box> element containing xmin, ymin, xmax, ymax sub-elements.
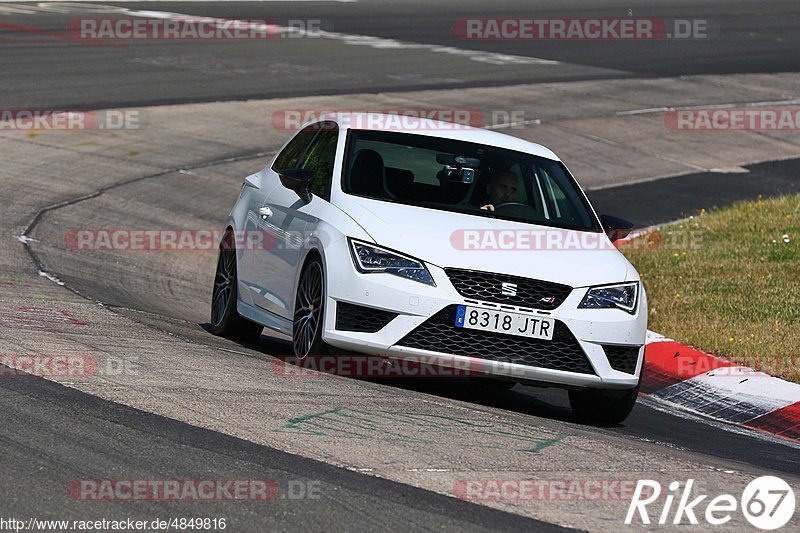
<box><xmin>493</xmin><ymin>202</ymin><xmax>529</xmax><ymax>209</ymax></box>
<box><xmin>491</xmin><ymin>202</ymin><xmax>538</xmax><ymax>218</ymax></box>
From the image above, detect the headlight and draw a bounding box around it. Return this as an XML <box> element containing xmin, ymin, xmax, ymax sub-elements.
<box><xmin>348</xmin><ymin>238</ymin><xmax>436</xmax><ymax>286</ymax></box>
<box><xmin>578</xmin><ymin>282</ymin><xmax>638</xmax><ymax>313</ymax></box>
<box><xmin>348</xmin><ymin>239</ymin><xmax>436</xmax><ymax>287</ymax></box>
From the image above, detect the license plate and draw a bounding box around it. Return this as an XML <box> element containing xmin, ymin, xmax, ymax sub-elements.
<box><xmin>455</xmin><ymin>305</ymin><xmax>554</xmax><ymax>340</ymax></box>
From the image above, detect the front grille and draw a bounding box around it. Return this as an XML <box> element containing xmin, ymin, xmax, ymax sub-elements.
<box><xmin>603</xmin><ymin>345</ymin><xmax>641</xmax><ymax>374</ymax></box>
<box><xmin>444</xmin><ymin>268</ymin><xmax>572</xmax><ymax>310</ymax></box>
<box><xmin>398</xmin><ymin>305</ymin><xmax>595</xmax><ymax>374</ymax></box>
<box><xmin>335</xmin><ymin>301</ymin><xmax>397</xmax><ymax>333</ymax></box>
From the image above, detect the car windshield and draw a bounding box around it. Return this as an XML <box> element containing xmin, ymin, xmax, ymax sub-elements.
<box><xmin>341</xmin><ymin>130</ymin><xmax>601</xmax><ymax>231</ymax></box>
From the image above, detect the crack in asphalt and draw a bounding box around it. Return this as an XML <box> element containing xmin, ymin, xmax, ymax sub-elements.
<box><xmin>17</xmin><ymin>149</ymin><xmax>275</xmax><ymax>300</ymax></box>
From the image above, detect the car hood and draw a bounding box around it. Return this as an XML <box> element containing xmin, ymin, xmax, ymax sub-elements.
<box><xmin>337</xmin><ymin>196</ymin><xmax>633</xmax><ymax>288</ymax></box>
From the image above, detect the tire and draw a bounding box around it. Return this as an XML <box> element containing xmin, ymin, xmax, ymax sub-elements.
<box><xmin>568</xmin><ymin>383</ymin><xmax>639</xmax><ymax>425</ymax></box>
<box><xmin>292</xmin><ymin>256</ymin><xmax>330</xmax><ymax>358</ymax></box>
<box><xmin>209</xmin><ymin>230</ymin><xmax>263</xmax><ymax>342</ymax></box>
<box><xmin>469</xmin><ymin>376</ymin><xmax>516</xmax><ymax>392</ymax></box>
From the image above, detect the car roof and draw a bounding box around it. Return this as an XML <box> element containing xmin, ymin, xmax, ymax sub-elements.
<box><xmin>314</xmin><ymin>112</ymin><xmax>561</xmax><ymax>162</ymax></box>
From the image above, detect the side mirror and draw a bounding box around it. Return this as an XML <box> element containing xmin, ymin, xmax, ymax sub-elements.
<box><xmin>600</xmin><ymin>214</ymin><xmax>634</xmax><ymax>243</ymax></box>
<box><xmin>278</xmin><ymin>168</ymin><xmax>315</xmax><ymax>203</ymax></box>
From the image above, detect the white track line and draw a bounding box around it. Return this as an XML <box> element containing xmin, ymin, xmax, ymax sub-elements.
<box><xmin>120</xmin><ymin>7</ymin><xmax>560</xmax><ymax>66</ymax></box>
<box><xmin>618</xmin><ymin>99</ymin><xmax>800</xmax><ymax>116</ymax></box>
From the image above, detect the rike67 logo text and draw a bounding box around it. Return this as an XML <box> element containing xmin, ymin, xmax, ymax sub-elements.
<box><xmin>626</xmin><ymin>476</ymin><xmax>795</xmax><ymax>530</ymax></box>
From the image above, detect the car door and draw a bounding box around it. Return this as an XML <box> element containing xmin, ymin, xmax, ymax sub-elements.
<box><xmin>249</xmin><ymin>122</ymin><xmax>339</xmax><ymax>319</ymax></box>
<box><xmin>236</xmin><ymin>125</ymin><xmax>315</xmax><ymax>307</ymax></box>
<box><xmin>235</xmin><ymin>169</ymin><xmax>278</xmax><ymax>308</ymax></box>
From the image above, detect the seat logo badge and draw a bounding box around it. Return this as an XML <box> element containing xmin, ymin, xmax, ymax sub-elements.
<box><xmin>501</xmin><ymin>282</ymin><xmax>517</xmax><ymax>296</ymax></box>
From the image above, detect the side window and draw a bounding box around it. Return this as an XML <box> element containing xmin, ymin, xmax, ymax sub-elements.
<box><xmin>299</xmin><ymin>123</ymin><xmax>339</xmax><ymax>201</ymax></box>
<box><xmin>272</xmin><ymin>125</ymin><xmax>317</xmax><ymax>171</ymax></box>
<box><xmin>536</xmin><ymin>167</ymin><xmax>583</xmax><ymax>225</ymax></box>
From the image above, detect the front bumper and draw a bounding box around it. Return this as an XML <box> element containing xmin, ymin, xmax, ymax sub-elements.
<box><xmin>320</xmin><ymin>244</ymin><xmax>647</xmax><ymax>390</ymax></box>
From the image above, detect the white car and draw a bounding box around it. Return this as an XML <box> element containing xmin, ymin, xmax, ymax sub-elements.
<box><xmin>211</xmin><ymin>113</ymin><xmax>647</xmax><ymax>424</ymax></box>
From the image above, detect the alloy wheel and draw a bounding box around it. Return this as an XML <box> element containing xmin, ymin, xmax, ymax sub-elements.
<box><xmin>293</xmin><ymin>261</ymin><xmax>323</xmax><ymax>357</ymax></box>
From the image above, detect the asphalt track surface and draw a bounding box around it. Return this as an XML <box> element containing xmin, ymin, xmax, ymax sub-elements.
<box><xmin>4</xmin><ymin>142</ymin><xmax>798</xmax><ymax>530</ymax></box>
<box><xmin>587</xmin><ymin>158</ymin><xmax>800</xmax><ymax>227</ymax></box>
<box><xmin>0</xmin><ymin>365</ymin><xmax>569</xmax><ymax>532</ymax></box>
<box><xmin>2</xmin><ymin>1</ymin><xmax>800</xmax><ymax>531</ymax></box>
<box><xmin>0</xmin><ymin>0</ymin><xmax>799</xmax><ymax>108</ymax></box>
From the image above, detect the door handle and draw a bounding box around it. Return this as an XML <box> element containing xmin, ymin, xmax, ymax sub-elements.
<box><xmin>258</xmin><ymin>207</ymin><xmax>273</xmax><ymax>219</ymax></box>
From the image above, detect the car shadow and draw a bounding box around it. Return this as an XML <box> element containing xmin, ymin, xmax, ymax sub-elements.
<box><xmin>373</xmin><ymin>375</ymin><xmax>578</xmax><ymax>424</ymax></box>
<box><xmin>202</xmin><ymin>324</ymin><xmax>585</xmax><ymax>426</ymax></box>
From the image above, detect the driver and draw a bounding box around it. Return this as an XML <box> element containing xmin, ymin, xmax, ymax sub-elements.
<box><xmin>480</xmin><ymin>170</ymin><xmax>521</xmax><ymax>211</ymax></box>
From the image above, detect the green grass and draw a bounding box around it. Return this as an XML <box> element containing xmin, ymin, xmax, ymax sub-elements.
<box><xmin>620</xmin><ymin>194</ymin><xmax>800</xmax><ymax>382</ymax></box>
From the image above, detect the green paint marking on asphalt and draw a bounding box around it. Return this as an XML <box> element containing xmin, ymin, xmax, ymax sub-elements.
<box><xmin>274</xmin><ymin>408</ymin><xmax>435</xmax><ymax>443</ymax></box>
<box><xmin>273</xmin><ymin>407</ymin><xmax>567</xmax><ymax>453</ymax></box>
<box><xmin>522</xmin><ymin>435</ymin><xmax>567</xmax><ymax>454</ymax></box>
<box><xmin>276</xmin><ymin>409</ymin><xmax>362</xmax><ymax>437</ymax></box>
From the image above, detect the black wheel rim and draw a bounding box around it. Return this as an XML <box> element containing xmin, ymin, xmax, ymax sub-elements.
<box><xmin>211</xmin><ymin>244</ymin><xmax>236</xmax><ymax>327</ymax></box>
<box><xmin>293</xmin><ymin>262</ymin><xmax>323</xmax><ymax>358</ymax></box>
